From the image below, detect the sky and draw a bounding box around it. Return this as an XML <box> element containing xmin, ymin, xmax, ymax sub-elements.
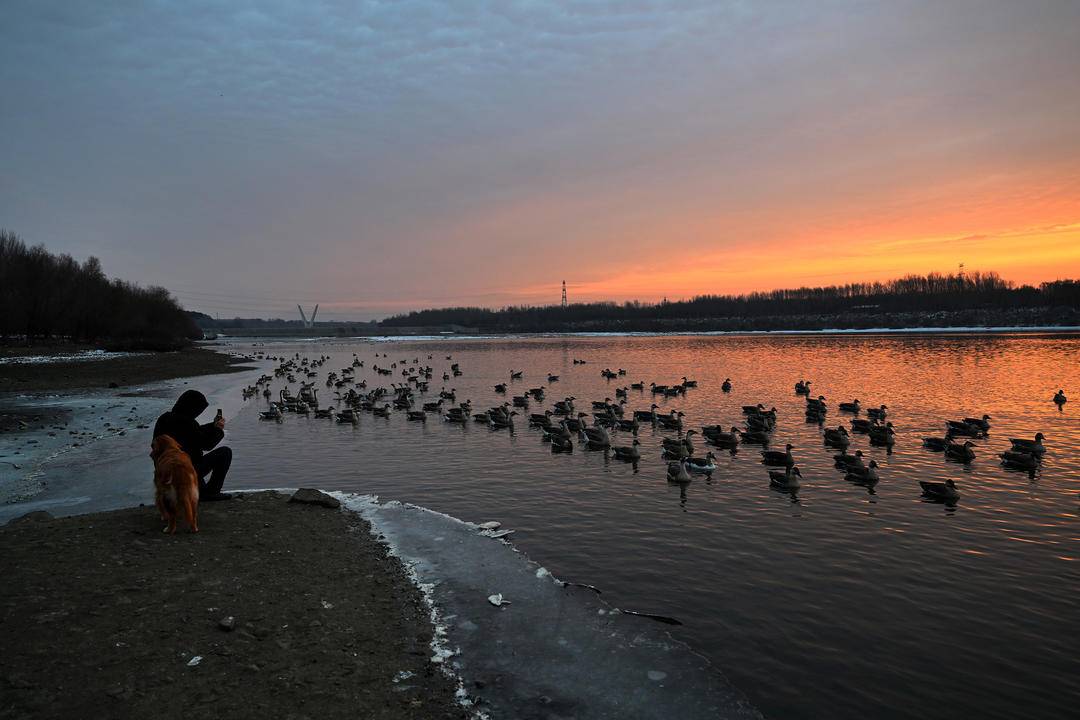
<box><xmin>1</xmin><ymin>0</ymin><xmax>1078</xmax><ymax>320</ymax></box>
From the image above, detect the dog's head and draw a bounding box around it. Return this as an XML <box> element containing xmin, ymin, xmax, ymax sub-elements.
<box><xmin>150</xmin><ymin>434</ymin><xmax>182</xmax><ymax>461</ymax></box>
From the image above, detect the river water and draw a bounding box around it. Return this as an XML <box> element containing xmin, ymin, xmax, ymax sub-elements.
<box><xmin>206</xmin><ymin>332</ymin><xmax>1078</xmax><ymax>720</ymax></box>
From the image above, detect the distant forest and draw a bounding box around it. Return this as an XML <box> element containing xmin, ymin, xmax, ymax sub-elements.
<box><xmin>380</xmin><ymin>272</ymin><xmax>1080</xmax><ymax>333</ymax></box>
<box><xmin>0</xmin><ymin>230</ymin><xmax>200</xmax><ymax>349</ymax></box>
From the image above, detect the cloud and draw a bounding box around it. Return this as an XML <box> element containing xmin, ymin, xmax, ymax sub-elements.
<box><xmin>1</xmin><ymin>0</ymin><xmax>1079</xmax><ymax>318</ymax></box>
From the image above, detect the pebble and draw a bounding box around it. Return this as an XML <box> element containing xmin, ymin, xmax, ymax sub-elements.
<box><xmin>218</xmin><ymin>616</ymin><xmax>236</xmax><ymax>632</ymax></box>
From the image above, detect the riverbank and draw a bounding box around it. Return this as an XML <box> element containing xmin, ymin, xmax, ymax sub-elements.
<box><xmin>0</xmin><ymin>491</ymin><xmax>465</xmax><ymax>720</ymax></box>
<box><xmin>0</xmin><ymin>346</ymin><xmax>253</xmax><ymax>395</ymax></box>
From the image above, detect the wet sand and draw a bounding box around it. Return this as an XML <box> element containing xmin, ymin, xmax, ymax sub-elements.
<box><xmin>0</xmin><ymin>346</ymin><xmax>252</xmax><ymax>395</ymax></box>
<box><xmin>0</xmin><ymin>491</ymin><xmax>465</xmax><ymax>720</ymax></box>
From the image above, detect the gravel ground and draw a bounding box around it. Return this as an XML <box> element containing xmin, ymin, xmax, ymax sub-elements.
<box><xmin>0</xmin><ymin>491</ymin><xmax>466</xmax><ymax>720</ymax></box>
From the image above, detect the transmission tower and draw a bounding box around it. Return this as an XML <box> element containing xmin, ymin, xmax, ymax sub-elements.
<box><xmin>561</xmin><ymin>280</ymin><xmax>567</xmax><ymax>308</ymax></box>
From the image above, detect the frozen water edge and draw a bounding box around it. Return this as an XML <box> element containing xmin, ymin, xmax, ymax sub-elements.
<box><xmin>0</xmin><ymin>349</ymin><xmax>151</xmax><ymax>365</ymax></box>
<box><xmin>338</xmin><ymin>493</ymin><xmax>764</xmax><ymax>720</ymax></box>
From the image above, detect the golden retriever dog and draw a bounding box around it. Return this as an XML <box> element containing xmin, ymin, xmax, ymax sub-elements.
<box><xmin>150</xmin><ymin>434</ymin><xmax>199</xmax><ymax>534</ymax></box>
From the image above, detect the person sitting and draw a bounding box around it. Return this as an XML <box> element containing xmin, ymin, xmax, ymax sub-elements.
<box><xmin>152</xmin><ymin>389</ymin><xmax>232</xmax><ymax>501</ymax></box>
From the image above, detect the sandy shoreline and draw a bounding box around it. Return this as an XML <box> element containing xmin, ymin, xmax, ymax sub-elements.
<box><xmin>0</xmin><ymin>346</ymin><xmax>253</xmax><ymax>395</ymax></box>
<box><xmin>0</xmin><ymin>491</ymin><xmax>465</xmax><ymax>720</ymax></box>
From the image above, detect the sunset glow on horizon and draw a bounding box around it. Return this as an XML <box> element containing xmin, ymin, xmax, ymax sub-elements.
<box><xmin>2</xmin><ymin>1</ymin><xmax>1078</xmax><ymax>319</ymax></box>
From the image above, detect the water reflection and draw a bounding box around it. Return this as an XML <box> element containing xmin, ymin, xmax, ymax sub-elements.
<box><xmin>223</xmin><ymin>332</ymin><xmax>1079</xmax><ymax>720</ymax></box>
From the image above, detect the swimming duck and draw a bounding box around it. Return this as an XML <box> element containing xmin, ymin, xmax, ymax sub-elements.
<box><xmin>313</xmin><ymin>408</ymin><xmax>335</xmax><ymax>419</ymax></box>
<box><xmin>686</xmin><ymin>452</ymin><xmax>718</xmax><ymax>473</ymax></box>
<box><xmin>866</xmin><ymin>405</ymin><xmax>888</xmax><ymax>420</ymax></box>
<box><xmin>833</xmin><ymin>449</ymin><xmax>865</xmax><ymax>468</ymax></box>
<box><xmin>704</xmin><ymin>426</ymin><xmax>741</xmax><ymax>448</ymax></box>
<box><xmin>962</xmin><ymin>414</ymin><xmax>992</xmax><ymax>432</ymax></box>
<box><xmin>868</xmin><ymin>422</ymin><xmax>896</xmax><ymax>446</ymax></box>
<box><xmin>681</xmin><ymin>376</ymin><xmax>697</xmax><ymax>388</ymax></box>
<box><xmin>721</xmin><ymin>378</ymin><xmax>732</xmax><ymax>392</ymax></box>
<box><xmin>372</xmin><ymin>404</ymin><xmax>391</xmax><ymax>418</ymax></box>
<box><xmin>1054</xmin><ymin>390</ymin><xmax>1067</xmax><ymax>408</ymax></box>
<box><xmin>1009</xmin><ymin>433</ymin><xmax>1046</xmax><ymax>455</ymax></box>
<box><xmin>794</xmin><ymin>380</ymin><xmax>811</xmax><ymax>395</ymax></box>
<box><xmin>489</xmin><ymin>411</ymin><xmax>518</xmax><ymax>429</ymax></box>
<box><xmin>823</xmin><ymin>426</ymin><xmax>850</xmax><ymax>449</ymax></box>
<box><xmin>543</xmin><ymin>422</ymin><xmax>572</xmax><ymax>442</ymax></box>
<box><xmin>769</xmin><ymin>466</ymin><xmax>802</xmax><ymax>489</ymax></box>
<box><xmin>850</xmin><ymin>418</ymin><xmax>875</xmax><ymax>433</ymax></box>
<box><xmin>529</xmin><ymin>410</ymin><xmax>554</xmax><ymax>426</ymax></box>
<box><xmin>494</xmin><ymin>383</ymin><xmax>507</xmax><ymax>393</ymax></box>
<box><xmin>336</xmin><ymin>408</ymin><xmax>358</xmax><ymax>424</ymax></box>
<box><xmin>742</xmin><ymin>403</ymin><xmax>766</xmax><ymax>415</ymax></box>
<box><xmin>259</xmin><ymin>406</ymin><xmax>283</xmax><ymax>421</ymax></box>
<box><xmin>656</xmin><ymin>411</ymin><xmax>686</xmax><ymax>431</ymax></box>
<box><xmin>550</xmin><ymin>435</ymin><xmax>573</xmax><ymax>453</ymax></box>
<box><xmin>632</xmin><ymin>404</ymin><xmax>660</xmax><ymax>422</ymax></box>
<box><xmin>945</xmin><ymin>419</ymin><xmax>984</xmax><ymax>437</ymax></box>
<box><xmin>612</xmin><ymin>439</ymin><xmax>642</xmax><ymax>461</ymax></box>
<box><xmin>581</xmin><ymin>424</ymin><xmax>611</xmax><ymax>448</ymax></box>
<box><xmin>1000</xmin><ymin>450</ymin><xmax>1038</xmax><ymax>471</ymax></box>
<box><xmin>630</xmin><ymin>381</ymin><xmax>645</xmax><ymax>390</ymax></box>
<box><xmin>944</xmin><ymin>441</ymin><xmax>976</xmax><ymax>462</ymax></box>
<box><xmin>919</xmin><ymin>479</ymin><xmax>960</xmax><ymax>501</ymax></box>
<box><xmin>739</xmin><ymin>429</ymin><xmax>770</xmax><ymax>445</ymax></box>
<box><xmin>922</xmin><ymin>436</ymin><xmax>953</xmax><ymax>451</ymax></box>
<box><xmin>662</xmin><ymin>430</ymin><xmax>697</xmax><ymax>456</ymax></box>
<box><xmin>838</xmin><ymin>399</ymin><xmax>861</xmax><ymax>413</ymax></box>
<box><xmin>844</xmin><ymin>459</ymin><xmax>879</xmax><ymax>484</ymax></box>
<box><xmin>761</xmin><ymin>443</ymin><xmax>795</xmax><ymax>467</ymax></box>
<box><xmin>666</xmin><ymin>459</ymin><xmax>692</xmax><ymax>484</ymax></box>
<box><xmin>547</xmin><ymin>374</ymin><xmax>559</xmax><ymax>382</ymax></box>
<box><xmin>472</xmin><ymin>412</ymin><xmax>491</xmax><ymax>424</ymax></box>
<box><xmin>406</xmin><ymin>411</ymin><xmax>427</xmax><ymax>422</ymax></box>
<box><xmin>564</xmin><ymin>413</ymin><xmax>589</xmax><ymax>432</ymax></box>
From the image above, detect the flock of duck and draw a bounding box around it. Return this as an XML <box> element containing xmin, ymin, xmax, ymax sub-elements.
<box><xmin>241</xmin><ymin>353</ymin><xmax>1067</xmax><ymax>506</ymax></box>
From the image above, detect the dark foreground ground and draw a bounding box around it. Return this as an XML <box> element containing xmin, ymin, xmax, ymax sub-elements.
<box><xmin>0</xmin><ymin>491</ymin><xmax>464</xmax><ymax>720</ymax></box>
<box><xmin>0</xmin><ymin>346</ymin><xmax>251</xmax><ymax>394</ymax></box>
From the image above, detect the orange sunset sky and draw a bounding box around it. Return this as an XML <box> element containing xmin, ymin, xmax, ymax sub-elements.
<box><xmin>2</xmin><ymin>1</ymin><xmax>1078</xmax><ymax>319</ymax></box>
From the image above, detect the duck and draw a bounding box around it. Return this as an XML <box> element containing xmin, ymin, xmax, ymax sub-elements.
<box><xmin>336</xmin><ymin>408</ymin><xmax>358</xmax><ymax>424</ymax></box>
<box><xmin>769</xmin><ymin>466</ymin><xmax>802</xmax><ymax>489</ymax></box>
<box><xmin>739</xmin><ymin>429</ymin><xmax>770</xmax><ymax>445</ymax></box>
<box><xmin>666</xmin><ymin>459</ymin><xmax>692</xmax><ymax>483</ymax></box>
<box><xmin>919</xmin><ymin>479</ymin><xmax>960</xmax><ymax>501</ymax></box>
<box><xmin>543</xmin><ymin>422</ymin><xmax>572</xmax><ymax>442</ymax></box>
<box><xmin>742</xmin><ymin>403</ymin><xmax>766</xmax><ymax>415</ymax></box>
<box><xmin>547</xmin><ymin>374</ymin><xmax>559</xmax><ymax>382</ymax></box>
<box><xmin>313</xmin><ymin>408</ymin><xmax>335</xmax><ymax>419</ymax></box>
<box><xmin>1054</xmin><ymin>390</ymin><xmax>1067</xmax><ymax>408</ymax></box>
<box><xmin>632</xmin><ymin>404</ymin><xmax>660</xmax><ymax>422</ymax></box>
<box><xmin>472</xmin><ymin>412</ymin><xmax>491</xmax><ymax>424</ymax></box>
<box><xmin>962</xmin><ymin>414</ymin><xmax>992</xmax><ymax>432</ymax></box>
<box><xmin>944</xmin><ymin>441</ymin><xmax>976</xmax><ymax>462</ymax></box>
<box><xmin>489</xmin><ymin>411</ymin><xmax>518</xmax><ymax>429</ymax></box>
<box><xmin>945</xmin><ymin>419</ymin><xmax>984</xmax><ymax>437</ymax></box>
<box><xmin>493</xmin><ymin>383</ymin><xmax>507</xmax><ymax>393</ymax></box>
<box><xmin>850</xmin><ymin>418</ymin><xmax>875</xmax><ymax>433</ymax></box>
<box><xmin>259</xmin><ymin>406</ymin><xmax>283</xmax><ymax>421</ymax></box>
<box><xmin>834</xmin><ymin>449</ymin><xmax>864</xmax><ymax>469</ymax></box>
<box><xmin>510</xmin><ymin>370</ymin><xmax>523</xmax><ymax>379</ymax></box>
<box><xmin>681</xmin><ymin>376</ymin><xmax>697</xmax><ymax>388</ymax></box>
<box><xmin>794</xmin><ymin>380</ymin><xmax>811</xmax><ymax>395</ymax></box>
<box><xmin>581</xmin><ymin>424</ymin><xmax>611</xmax><ymax>448</ymax></box>
<box><xmin>686</xmin><ymin>452</ymin><xmax>718</xmax><ymax>473</ymax></box>
<box><xmin>823</xmin><ymin>426</ymin><xmax>850</xmax><ymax>449</ymax></box>
<box><xmin>844</xmin><ymin>459</ymin><xmax>879</xmax><ymax>484</ymax></box>
<box><xmin>1000</xmin><ymin>450</ymin><xmax>1038</xmax><ymax>471</ymax></box>
<box><xmin>868</xmin><ymin>422</ymin><xmax>896</xmax><ymax>446</ymax></box>
<box><xmin>529</xmin><ymin>410</ymin><xmax>554</xmax><ymax>426</ymax></box>
<box><xmin>372</xmin><ymin>404</ymin><xmax>392</xmax><ymax>418</ymax></box>
<box><xmin>656</xmin><ymin>411</ymin><xmax>686</xmax><ymax>431</ymax></box>
<box><xmin>630</xmin><ymin>381</ymin><xmax>645</xmax><ymax>390</ymax></box>
<box><xmin>721</xmin><ymin>378</ymin><xmax>732</xmax><ymax>393</ymax></box>
<box><xmin>1009</xmin><ymin>432</ymin><xmax>1046</xmax><ymax>455</ymax></box>
<box><xmin>662</xmin><ymin>430</ymin><xmax>697</xmax><ymax>456</ymax></box>
<box><xmin>550</xmin><ymin>435</ymin><xmax>573</xmax><ymax>453</ymax></box>
<box><xmin>564</xmin><ymin>413</ymin><xmax>589</xmax><ymax>432</ymax></box>
<box><xmin>612</xmin><ymin>439</ymin><xmax>642</xmax><ymax>461</ymax></box>
<box><xmin>838</xmin><ymin>399</ymin><xmax>861</xmax><ymax>413</ymax></box>
<box><xmin>866</xmin><ymin>405</ymin><xmax>888</xmax><ymax>420</ymax></box>
<box><xmin>406</xmin><ymin>410</ymin><xmax>427</xmax><ymax>422</ymax></box>
<box><xmin>704</xmin><ymin>426</ymin><xmax>741</xmax><ymax>448</ymax></box>
<box><xmin>761</xmin><ymin>443</ymin><xmax>795</xmax><ymax>467</ymax></box>
<box><xmin>922</xmin><ymin>436</ymin><xmax>953</xmax><ymax>451</ymax></box>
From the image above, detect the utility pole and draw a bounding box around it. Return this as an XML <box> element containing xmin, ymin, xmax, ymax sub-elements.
<box><xmin>561</xmin><ymin>280</ymin><xmax>567</xmax><ymax>308</ymax></box>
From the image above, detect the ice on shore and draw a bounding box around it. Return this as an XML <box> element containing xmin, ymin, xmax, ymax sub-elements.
<box><xmin>339</xmin><ymin>493</ymin><xmax>763</xmax><ymax>720</ymax></box>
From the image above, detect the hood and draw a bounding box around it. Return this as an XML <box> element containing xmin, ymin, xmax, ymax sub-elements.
<box><xmin>172</xmin><ymin>389</ymin><xmax>209</xmax><ymax>419</ymax></box>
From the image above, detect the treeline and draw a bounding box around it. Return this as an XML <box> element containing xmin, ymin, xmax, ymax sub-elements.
<box><xmin>380</xmin><ymin>271</ymin><xmax>1080</xmax><ymax>332</ymax></box>
<box><xmin>0</xmin><ymin>230</ymin><xmax>201</xmax><ymax>349</ymax></box>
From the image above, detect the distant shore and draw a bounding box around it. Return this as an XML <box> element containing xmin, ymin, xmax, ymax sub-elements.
<box><xmin>0</xmin><ymin>346</ymin><xmax>253</xmax><ymax>395</ymax></box>
<box><xmin>0</xmin><ymin>491</ymin><xmax>464</xmax><ymax>720</ymax></box>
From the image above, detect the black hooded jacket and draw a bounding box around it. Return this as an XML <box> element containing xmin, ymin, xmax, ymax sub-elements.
<box><xmin>152</xmin><ymin>390</ymin><xmax>224</xmax><ymax>464</ymax></box>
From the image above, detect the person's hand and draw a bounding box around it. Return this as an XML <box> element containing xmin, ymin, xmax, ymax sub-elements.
<box><xmin>214</xmin><ymin>417</ymin><xmax>226</xmax><ymax>430</ymax></box>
